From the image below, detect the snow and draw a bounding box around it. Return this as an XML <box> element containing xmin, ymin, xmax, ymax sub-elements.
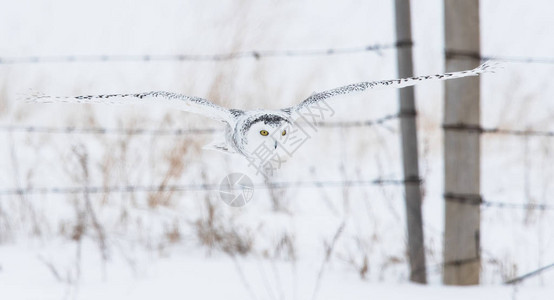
<box><xmin>1</xmin><ymin>0</ymin><xmax>554</xmax><ymax>299</ymax></box>
<box><xmin>1</xmin><ymin>242</ymin><xmax>553</xmax><ymax>300</ymax></box>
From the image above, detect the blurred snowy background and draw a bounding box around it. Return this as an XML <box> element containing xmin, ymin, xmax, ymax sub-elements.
<box><xmin>0</xmin><ymin>0</ymin><xmax>553</xmax><ymax>299</ymax></box>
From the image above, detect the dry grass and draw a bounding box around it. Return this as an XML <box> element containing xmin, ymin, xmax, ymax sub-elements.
<box><xmin>164</xmin><ymin>219</ymin><xmax>182</xmax><ymax>244</ymax></box>
<box><xmin>194</xmin><ymin>198</ymin><xmax>253</xmax><ymax>256</ymax></box>
<box><xmin>0</xmin><ymin>81</ymin><xmax>8</xmax><ymax>116</ymax></box>
<box><xmin>271</xmin><ymin>232</ymin><xmax>296</xmax><ymax>261</ymax></box>
<box><xmin>147</xmin><ymin>137</ymin><xmax>200</xmax><ymax>208</ymax></box>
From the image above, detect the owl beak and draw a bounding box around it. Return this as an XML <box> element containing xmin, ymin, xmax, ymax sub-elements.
<box><xmin>274</xmin><ymin>140</ymin><xmax>278</xmax><ymax>149</ymax></box>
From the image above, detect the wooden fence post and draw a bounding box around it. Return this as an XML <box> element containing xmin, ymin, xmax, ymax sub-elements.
<box><xmin>394</xmin><ymin>0</ymin><xmax>427</xmax><ymax>284</ymax></box>
<box><xmin>443</xmin><ymin>0</ymin><xmax>481</xmax><ymax>285</ymax></box>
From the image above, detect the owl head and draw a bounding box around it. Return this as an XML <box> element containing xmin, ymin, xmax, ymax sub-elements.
<box><xmin>236</xmin><ymin>111</ymin><xmax>293</xmax><ymax>158</ymax></box>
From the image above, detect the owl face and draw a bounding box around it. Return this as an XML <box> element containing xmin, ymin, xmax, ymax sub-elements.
<box><xmin>238</xmin><ymin>113</ymin><xmax>292</xmax><ymax>158</ymax></box>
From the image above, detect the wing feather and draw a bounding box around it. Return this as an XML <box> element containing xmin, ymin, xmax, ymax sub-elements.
<box><xmin>288</xmin><ymin>62</ymin><xmax>496</xmax><ymax>113</ymax></box>
<box><xmin>27</xmin><ymin>91</ymin><xmax>236</xmax><ymax>124</ymax></box>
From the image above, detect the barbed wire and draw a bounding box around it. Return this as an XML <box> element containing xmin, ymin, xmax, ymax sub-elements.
<box><xmin>445</xmin><ymin>50</ymin><xmax>554</xmax><ymax>64</ymax></box>
<box><xmin>443</xmin><ymin>124</ymin><xmax>554</xmax><ymax>138</ymax></box>
<box><xmin>0</xmin><ymin>178</ymin><xmax>409</xmax><ymax>196</ymax></box>
<box><xmin>444</xmin><ymin>193</ymin><xmax>554</xmax><ymax>211</ymax></box>
<box><xmin>0</xmin><ymin>41</ymin><xmax>412</xmax><ymax>65</ymax></box>
<box><xmin>482</xmin><ymin>127</ymin><xmax>554</xmax><ymax>137</ymax></box>
<box><xmin>482</xmin><ymin>201</ymin><xmax>554</xmax><ymax>210</ymax></box>
<box><xmin>1</xmin><ymin>44</ymin><xmax>552</xmax><ymax>65</ymax></box>
<box><xmin>1</xmin><ymin>183</ymin><xmax>551</xmax><ymax>211</ymax></box>
<box><xmin>0</xmin><ymin>125</ymin><xmax>219</xmax><ymax>136</ymax></box>
<box><xmin>0</xmin><ymin>113</ymin><xmax>401</xmax><ymax>136</ymax></box>
<box><xmin>3</xmin><ymin>118</ymin><xmax>554</xmax><ymax>139</ymax></box>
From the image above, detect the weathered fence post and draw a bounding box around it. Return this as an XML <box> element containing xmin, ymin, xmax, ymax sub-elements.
<box><xmin>443</xmin><ymin>0</ymin><xmax>481</xmax><ymax>285</ymax></box>
<box><xmin>394</xmin><ymin>0</ymin><xmax>427</xmax><ymax>284</ymax></box>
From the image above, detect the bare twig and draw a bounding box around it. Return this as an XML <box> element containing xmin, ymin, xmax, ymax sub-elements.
<box><xmin>505</xmin><ymin>262</ymin><xmax>554</xmax><ymax>285</ymax></box>
<box><xmin>7</xmin><ymin>132</ymin><xmax>41</xmax><ymax>235</ymax></box>
<box><xmin>312</xmin><ymin>222</ymin><xmax>346</xmax><ymax>300</ymax></box>
<box><xmin>73</xmin><ymin>145</ymin><xmax>109</xmax><ymax>266</ymax></box>
<box><xmin>37</xmin><ymin>256</ymin><xmax>64</xmax><ymax>282</ymax></box>
<box><xmin>230</xmin><ymin>254</ymin><xmax>259</xmax><ymax>300</ymax></box>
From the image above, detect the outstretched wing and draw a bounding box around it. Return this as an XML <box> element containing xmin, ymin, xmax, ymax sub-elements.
<box><xmin>27</xmin><ymin>91</ymin><xmax>237</xmax><ymax>124</ymax></box>
<box><xmin>287</xmin><ymin>62</ymin><xmax>496</xmax><ymax>113</ymax></box>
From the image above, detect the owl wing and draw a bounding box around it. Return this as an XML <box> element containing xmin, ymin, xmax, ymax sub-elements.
<box><xmin>286</xmin><ymin>62</ymin><xmax>495</xmax><ymax>114</ymax></box>
<box><xmin>27</xmin><ymin>91</ymin><xmax>238</xmax><ymax>124</ymax></box>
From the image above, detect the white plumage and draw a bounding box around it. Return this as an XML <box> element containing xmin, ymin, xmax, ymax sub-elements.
<box><xmin>28</xmin><ymin>63</ymin><xmax>495</xmax><ymax>159</ymax></box>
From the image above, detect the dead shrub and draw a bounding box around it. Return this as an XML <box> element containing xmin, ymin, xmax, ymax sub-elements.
<box><xmin>194</xmin><ymin>198</ymin><xmax>253</xmax><ymax>256</ymax></box>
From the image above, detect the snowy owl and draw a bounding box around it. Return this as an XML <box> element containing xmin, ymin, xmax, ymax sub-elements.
<box><xmin>29</xmin><ymin>63</ymin><xmax>493</xmax><ymax>160</ymax></box>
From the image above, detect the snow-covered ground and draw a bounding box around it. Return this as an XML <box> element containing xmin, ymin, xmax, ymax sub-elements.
<box><xmin>1</xmin><ymin>0</ymin><xmax>553</xmax><ymax>299</ymax></box>
<box><xmin>1</xmin><ymin>242</ymin><xmax>553</xmax><ymax>300</ymax></box>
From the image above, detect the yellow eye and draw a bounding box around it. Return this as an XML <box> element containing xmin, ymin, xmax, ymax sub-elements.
<box><xmin>260</xmin><ymin>130</ymin><xmax>269</xmax><ymax>136</ymax></box>
<box><xmin>281</xmin><ymin>130</ymin><xmax>286</xmax><ymax>136</ymax></box>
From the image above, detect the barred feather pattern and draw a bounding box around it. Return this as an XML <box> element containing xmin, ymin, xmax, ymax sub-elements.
<box><xmin>27</xmin><ymin>91</ymin><xmax>235</xmax><ymax>123</ymax></box>
<box><xmin>290</xmin><ymin>62</ymin><xmax>497</xmax><ymax>112</ymax></box>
